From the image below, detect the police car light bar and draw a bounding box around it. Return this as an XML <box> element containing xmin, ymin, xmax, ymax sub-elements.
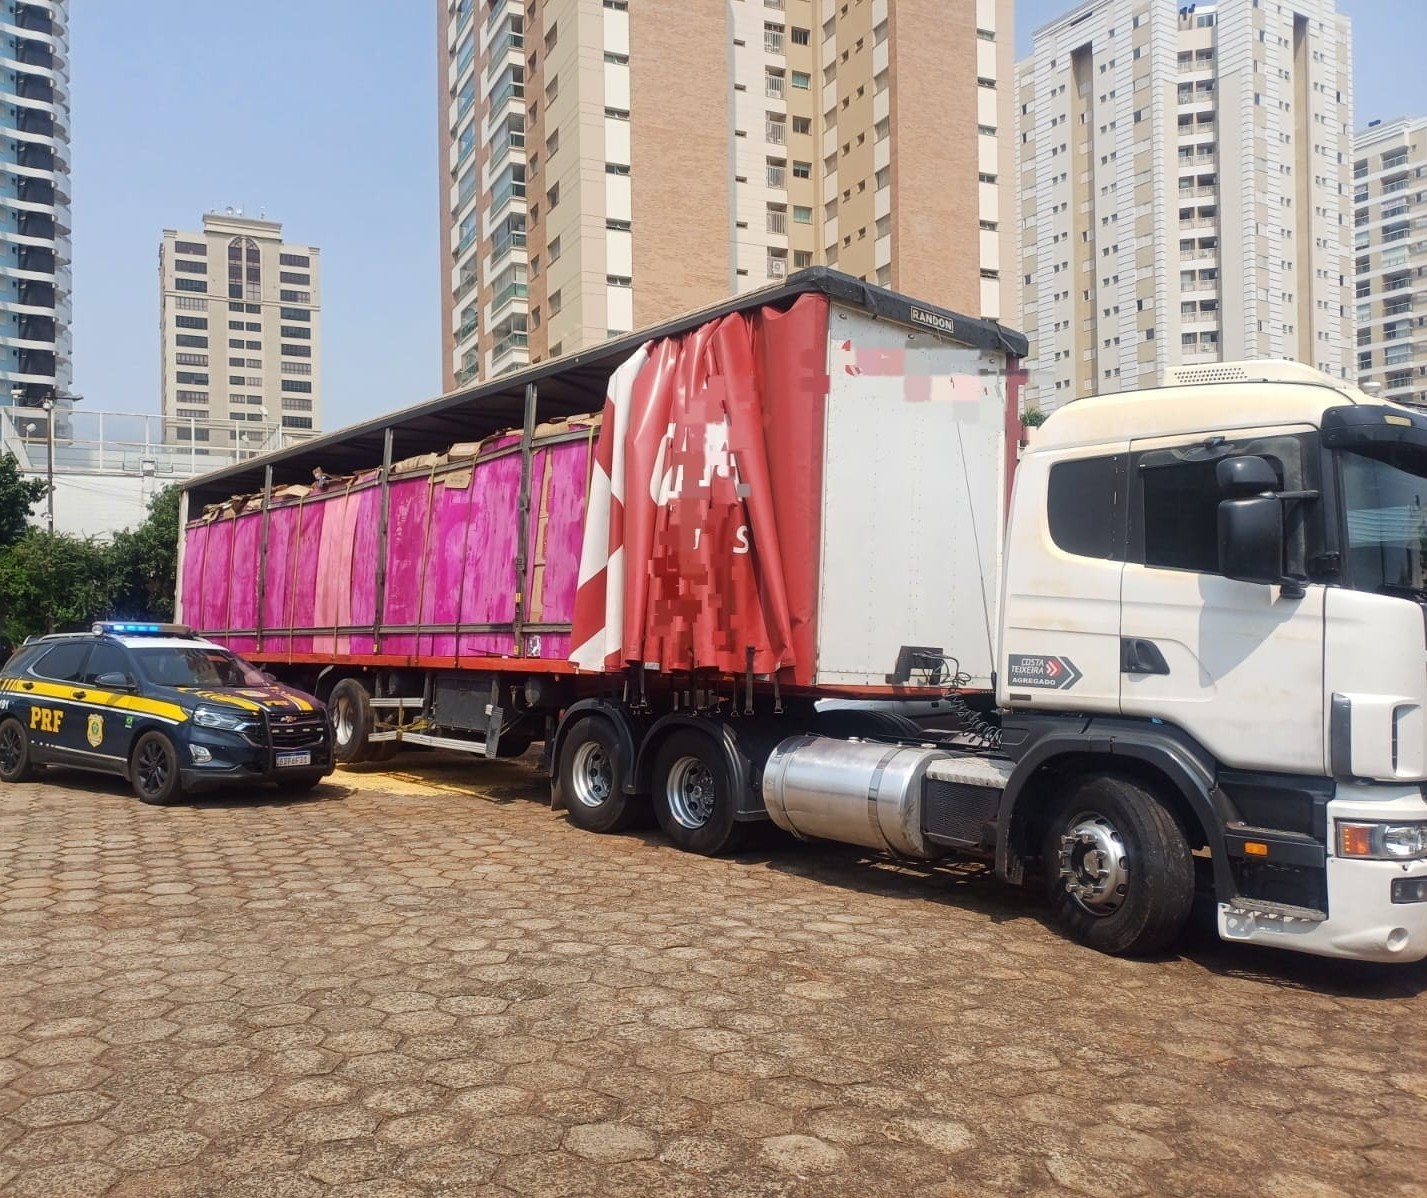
<box><xmin>92</xmin><ymin>622</ymin><xmax>195</xmax><ymax>637</ymax></box>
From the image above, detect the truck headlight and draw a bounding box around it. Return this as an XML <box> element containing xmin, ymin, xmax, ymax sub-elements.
<box><xmin>192</xmin><ymin>705</ymin><xmax>253</xmax><ymax>733</ymax></box>
<box><xmin>1337</xmin><ymin>821</ymin><xmax>1427</xmax><ymax>860</ymax></box>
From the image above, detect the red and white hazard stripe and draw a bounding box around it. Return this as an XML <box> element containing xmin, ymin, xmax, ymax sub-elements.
<box><xmin>569</xmin><ymin>344</ymin><xmax>649</xmax><ymax>671</ymax></box>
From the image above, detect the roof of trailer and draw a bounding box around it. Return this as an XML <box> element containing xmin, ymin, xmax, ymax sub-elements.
<box><xmin>180</xmin><ymin>267</ymin><xmax>1027</xmax><ymax>511</ymax></box>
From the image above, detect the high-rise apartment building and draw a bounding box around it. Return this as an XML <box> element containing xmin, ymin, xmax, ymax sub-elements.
<box><xmin>437</xmin><ymin>0</ymin><xmax>1014</xmax><ymax>388</ymax></box>
<box><xmin>1017</xmin><ymin>0</ymin><xmax>1354</xmax><ymax>412</ymax></box>
<box><xmin>1353</xmin><ymin>116</ymin><xmax>1427</xmax><ymax>408</ymax></box>
<box><xmin>159</xmin><ymin>213</ymin><xmax>322</xmax><ymax>451</ymax></box>
<box><xmin>0</xmin><ymin>0</ymin><xmax>72</xmax><ymax>423</ymax></box>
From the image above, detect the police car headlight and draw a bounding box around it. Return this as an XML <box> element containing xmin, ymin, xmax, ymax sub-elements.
<box><xmin>192</xmin><ymin>705</ymin><xmax>252</xmax><ymax>732</ymax></box>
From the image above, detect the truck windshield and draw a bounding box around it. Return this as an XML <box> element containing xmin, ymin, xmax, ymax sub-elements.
<box><xmin>1341</xmin><ymin>446</ymin><xmax>1427</xmax><ymax>599</ymax></box>
<box><xmin>132</xmin><ymin>647</ymin><xmax>269</xmax><ymax>689</ymax></box>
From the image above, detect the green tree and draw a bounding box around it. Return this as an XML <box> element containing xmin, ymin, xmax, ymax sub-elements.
<box><xmin>107</xmin><ymin>485</ymin><xmax>181</xmax><ymax>621</ymax></box>
<box><xmin>0</xmin><ymin>451</ymin><xmax>46</xmax><ymax>550</ymax></box>
<box><xmin>0</xmin><ymin>531</ymin><xmax>114</xmax><ymax>642</ymax></box>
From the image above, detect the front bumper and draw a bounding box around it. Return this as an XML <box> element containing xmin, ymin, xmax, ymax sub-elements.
<box><xmin>1217</xmin><ymin>784</ymin><xmax>1427</xmax><ymax>963</ymax></box>
<box><xmin>178</xmin><ymin>724</ymin><xmax>334</xmax><ymax>790</ymax></box>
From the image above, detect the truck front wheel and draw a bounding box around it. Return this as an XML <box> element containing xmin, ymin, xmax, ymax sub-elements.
<box><xmin>652</xmin><ymin>730</ymin><xmax>746</xmax><ymax>857</ymax></box>
<box><xmin>1041</xmin><ymin>774</ymin><xmax>1194</xmax><ymax>957</ymax></box>
<box><xmin>556</xmin><ymin>717</ymin><xmax>641</xmax><ymax>834</ymax></box>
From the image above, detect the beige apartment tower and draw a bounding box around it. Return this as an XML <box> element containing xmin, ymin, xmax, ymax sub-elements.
<box><xmin>438</xmin><ymin>0</ymin><xmax>1015</xmax><ymax>388</ymax></box>
<box><xmin>1017</xmin><ymin>0</ymin><xmax>1354</xmax><ymax>412</ymax></box>
<box><xmin>1353</xmin><ymin>116</ymin><xmax>1427</xmax><ymax>408</ymax></box>
<box><xmin>159</xmin><ymin>212</ymin><xmax>322</xmax><ymax>450</ymax></box>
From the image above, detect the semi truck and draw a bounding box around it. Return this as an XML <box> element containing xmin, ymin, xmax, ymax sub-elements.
<box><xmin>176</xmin><ymin>269</ymin><xmax>1427</xmax><ymax>964</ymax></box>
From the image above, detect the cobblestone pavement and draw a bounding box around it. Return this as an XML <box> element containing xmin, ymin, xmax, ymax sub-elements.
<box><xmin>1</xmin><ymin>757</ymin><xmax>1426</xmax><ymax>1198</ymax></box>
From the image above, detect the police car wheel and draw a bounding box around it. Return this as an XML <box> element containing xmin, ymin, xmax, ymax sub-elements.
<box><xmin>0</xmin><ymin>718</ymin><xmax>36</xmax><ymax>783</ymax></box>
<box><xmin>131</xmin><ymin>731</ymin><xmax>183</xmax><ymax>806</ymax></box>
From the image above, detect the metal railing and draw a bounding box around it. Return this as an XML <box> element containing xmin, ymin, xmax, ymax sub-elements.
<box><xmin>0</xmin><ymin>407</ymin><xmax>306</xmax><ymax>479</ymax></box>
<box><xmin>766</xmin><ymin>120</ymin><xmax>786</xmax><ymax>145</ymax></box>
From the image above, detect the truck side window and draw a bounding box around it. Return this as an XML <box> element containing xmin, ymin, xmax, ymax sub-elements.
<box><xmin>1047</xmin><ymin>455</ymin><xmax>1125</xmax><ymax>560</ymax></box>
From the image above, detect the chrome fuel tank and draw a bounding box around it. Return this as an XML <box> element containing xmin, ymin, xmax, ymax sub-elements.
<box><xmin>762</xmin><ymin>734</ymin><xmax>951</xmax><ymax>860</ymax></box>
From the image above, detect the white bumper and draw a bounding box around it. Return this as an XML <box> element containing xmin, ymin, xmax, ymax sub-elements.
<box><xmin>1217</xmin><ymin>785</ymin><xmax>1427</xmax><ymax>963</ymax></box>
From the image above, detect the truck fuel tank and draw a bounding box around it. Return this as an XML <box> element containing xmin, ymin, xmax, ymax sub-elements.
<box><xmin>763</xmin><ymin>734</ymin><xmax>952</xmax><ymax>860</ymax></box>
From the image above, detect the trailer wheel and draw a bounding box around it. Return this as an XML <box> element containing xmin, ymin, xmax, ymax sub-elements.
<box><xmin>652</xmin><ymin>729</ymin><xmax>746</xmax><ymax>857</ymax></box>
<box><xmin>556</xmin><ymin>718</ymin><xmax>641</xmax><ymax>833</ymax></box>
<box><xmin>1041</xmin><ymin>774</ymin><xmax>1194</xmax><ymax>957</ymax></box>
<box><xmin>329</xmin><ymin>679</ymin><xmax>373</xmax><ymax>764</ymax></box>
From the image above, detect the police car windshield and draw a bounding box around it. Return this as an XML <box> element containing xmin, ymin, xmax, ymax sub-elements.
<box><xmin>131</xmin><ymin>647</ymin><xmax>268</xmax><ymax>689</ymax></box>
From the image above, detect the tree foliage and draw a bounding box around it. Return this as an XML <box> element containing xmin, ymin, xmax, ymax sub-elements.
<box><xmin>0</xmin><ymin>452</ymin><xmax>47</xmax><ymax>551</ymax></box>
<box><xmin>0</xmin><ymin>485</ymin><xmax>182</xmax><ymax>644</ymax></box>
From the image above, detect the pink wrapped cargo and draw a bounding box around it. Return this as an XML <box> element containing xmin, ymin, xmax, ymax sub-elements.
<box><xmin>177</xmin><ymin>270</ymin><xmax>1025</xmax><ymax>855</ymax></box>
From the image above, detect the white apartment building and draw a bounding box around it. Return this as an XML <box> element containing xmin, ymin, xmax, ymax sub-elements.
<box><xmin>159</xmin><ymin>213</ymin><xmax>322</xmax><ymax>451</ymax></box>
<box><xmin>437</xmin><ymin>0</ymin><xmax>1014</xmax><ymax>388</ymax></box>
<box><xmin>1017</xmin><ymin>0</ymin><xmax>1354</xmax><ymax>412</ymax></box>
<box><xmin>1353</xmin><ymin>116</ymin><xmax>1427</xmax><ymax>408</ymax></box>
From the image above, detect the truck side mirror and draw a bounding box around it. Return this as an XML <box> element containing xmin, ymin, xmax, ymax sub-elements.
<box><xmin>1217</xmin><ymin>455</ymin><xmax>1280</xmax><ymax>497</ymax></box>
<box><xmin>1218</xmin><ymin>496</ymin><xmax>1284</xmax><ymax>586</ymax></box>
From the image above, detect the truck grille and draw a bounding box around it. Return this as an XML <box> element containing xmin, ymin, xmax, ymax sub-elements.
<box><xmin>266</xmin><ymin>712</ymin><xmax>327</xmax><ymax>749</ymax></box>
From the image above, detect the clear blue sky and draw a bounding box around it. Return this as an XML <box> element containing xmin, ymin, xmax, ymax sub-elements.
<box><xmin>72</xmin><ymin>2</ymin><xmax>1424</xmax><ymax>432</ymax></box>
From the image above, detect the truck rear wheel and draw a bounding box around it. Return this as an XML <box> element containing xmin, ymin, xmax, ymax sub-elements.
<box><xmin>556</xmin><ymin>717</ymin><xmax>641</xmax><ymax>834</ymax></box>
<box><xmin>1041</xmin><ymin>774</ymin><xmax>1194</xmax><ymax>957</ymax></box>
<box><xmin>329</xmin><ymin>678</ymin><xmax>373</xmax><ymax>764</ymax></box>
<box><xmin>652</xmin><ymin>729</ymin><xmax>746</xmax><ymax>857</ymax></box>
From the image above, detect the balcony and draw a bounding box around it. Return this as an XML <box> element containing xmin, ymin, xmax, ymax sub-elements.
<box><xmin>766</xmin><ymin>75</ymin><xmax>785</xmax><ymax>98</ymax></box>
<box><xmin>766</xmin><ymin>120</ymin><xmax>786</xmax><ymax>145</ymax></box>
<box><xmin>767</xmin><ymin>210</ymin><xmax>787</xmax><ymax>234</ymax></box>
<box><xmin>491</xmin><ymin>226</ymin><xmax>527</xmax><ymax>261</ymax></box>
<box><xmin>1383</xmin><ymin>152</ymin><xmax>1409</xmax><ymax>171</ymax></box>
<box><xmin>13</xmin><ymin>5</ymin><xmax>54</xmax><ymax>35</ymax></box>
<box><xmin>765</xmin><ymin>29</ymin><xmax>784</xmax><ymax>53</ymax></box>
<box><xmin>454</xmin><ymin>274</ymin><xmax>477</xmax><ymax>302</ymax></box>
<box><xmin>456</xmin><ymin>362</ymin><xmax>480</xmax><ymax>387</ymax></box>
<box><xmin>767</xmin><ymin>256</ymin><xmax>787</xmax><ymax>279</ymax></box>
<box><xmin>491</xmin><ymin>279</ymin><xmax>528</xmax><ymax>314</ymax></box>
<box><xmin>490</xmin><ymin>174</ymin><xmax>527</xmax><ymax>215</ymax></box>
<box><xmin>492</xmin><ymin>329</ymin><xmax>528</xmax><ymax>360</ymax></box>
<box><xmin>1385</xmin><ymin>299</ymin><xmax>1414</xmax><ymax>317</ymax></box>
<box><xmin>490</xmin><ymin>27</ymin><xmax>524</xmax><ymax>62</ymax></box>
<box><xmin>489</xmin><ymin>76</ymin><xmax>524</xmax><ymax>119</ymax></box>
<box><xmin>766</xmin><ymin>165</ymin><xmax>785</xmax><ymax>187</ymax></box>
<box><xmin>457</xmin><ymin>314</ymin><xmax>478</xmax><ymax>341</ymax></box>
<box><xmin>1382</xmin><ymin>178</ymin><xmax>1410</xmax><ymax>195</ymax></box>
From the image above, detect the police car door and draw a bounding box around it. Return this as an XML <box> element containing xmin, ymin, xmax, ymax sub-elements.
<box><xmin>78</xmin><ymin>641</ymin><xmax>138</xmax><ymax>768</ymax></box>
<box><xmin>24</xmin><ymin>640</ymin><xmax>92</xmax><ymax>762</ymax></box>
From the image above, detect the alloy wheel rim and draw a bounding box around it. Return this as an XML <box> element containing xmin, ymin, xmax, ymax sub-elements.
<box><xmin>0</xmin><ymin>725</ymin><xmax>20</xmax><ymax>772</ymax></box>
<box><xmin>1057</xmin><ymin>811</ymin><xmax>1130</xmax><ymax>916</ymax></box>
<box><xmin>570</xmin><ymin>742</ymin><xmax>613</xmax><ymax>807</ymax></box>
<box><xmin>666</xmin><ymin>756</ymin><xmax>716</xmax><ymax>830</ymax></box>
<box><xmin>138</xmin><ymin>742</ymin><xmax>169</xmax><ymax>794</ymax></box>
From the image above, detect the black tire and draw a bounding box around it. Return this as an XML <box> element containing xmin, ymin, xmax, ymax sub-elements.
<box><xmin>131</xmin><ymin>731</ymin><xmax>183</xmax><ymax>806</ymax></box>
<box><xmin>555</xmin><ymin>717</ymin><xmax>641</xmax><ymax>833</ymax></box>
<box><xmin>651</xmin><ymin>729</ymin><xmax>746</xmax><ymax>856</ymax></box>
<box><xmin>1041</xmin><ymin>774</ymin><xmax>1194</xmax><ymax>957</ymax></box>
<box><xmin>0</xmin><ymin>717</ymin><xmax>37</xmax><ymax>783</ymax></box>
<box><xmin>275</xmin><ymin>770</ymin><xmax>326</xmax><ymax>793</ymax></box>
<box><xmin>329</xmin><ymin>678</ymin><xmax>372</xmax><ymax>764</ymax></box>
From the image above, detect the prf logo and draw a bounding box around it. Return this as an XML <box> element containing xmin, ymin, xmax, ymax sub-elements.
<box><xmin>30</xmin><ymin>708</ymin><xmax>63</xmax><ymax>733</ymax></box>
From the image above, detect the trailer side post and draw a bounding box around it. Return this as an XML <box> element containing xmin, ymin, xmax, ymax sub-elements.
<box><xmin>373</xmin><ymin>427</ymin><xmax>395</xmax><ymax>655</ymax></box>
<box><xmin>173</xmin><ymin>489</ymin><xmax>190</xmax><ymax>623</ymax></box>
<box><xmin>514</xmin><ymin>382</ymin><xmax>537</xmax><ymax>657</ymax></box>
<box><xmin>256</xmin><ymin>465</ymin><xmax>273</xmax><ymax>652</ymax></box>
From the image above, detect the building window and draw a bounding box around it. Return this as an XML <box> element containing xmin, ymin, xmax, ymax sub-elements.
<box><xmin>280</xmin><ymin>308</ymin><xmax>311</xmax><ymax>322</ymax></box>
<box><xmin>793</xmin><ymin>205</ymin><xmax>812</xmax><ymax>224</ymax></box>
<box><xmin>547</xmin><ymin>182</ymin><xmax>560</xmax><ymax>208</ymax></box>
<box><xmin>175</xmin><ymin>353</ymin><xmax>207</xmax><ymax>366</ymax></box>
<box><xmin>174</xmin><ymin>295</ymin><xmax>207</xmax><ymax>311</ymax></box>
<box><xmin>175</xmin><ymin>278</ymin><xmax>207</xmax><ymax>293</ymax></box>
<box><xmin>280</xmin><ymin>290</ymin><xmax>310</xmax><ymax>303</ymax></box>
<box><xmin>791</xmin><ymin>26</ymin><xmax>810</xmax><ymax>44</ymax></box>
<box><xmin>282</xmin><ymin>416</ymin><xmax>314</xmax><ymax>430</ymax></box>
<box><xmin>282</xmin><ymin>380</ymin><xmax>313</xmax><ymax>394</ymax></box>
<box><xmin>282</xmin><ymin>343</ymin><xmax>312</xmax><ymax>358</ymax></box>
<box><xmin>175</xmin><ymin>315</ymin><xmax>208</xmax><ymax>330</ymax></box>
<box><xmin>176</xmin><ymin>372</ymin><xmax>209</xmax><ymax>385</ymax></box>
<box><xmin>279</xmin><ymin>252</ymin><xmax>310</xmax><ymax>267</ymax></box>
<box><xmin>280</xmin><ymin>326</ymin><xmax>311</xmax><ymax>339</ymax></box>
<box><xmin>282</xmin><ymin>397</ymin><xmax>313</xmax><ymax>411</ymax></box>
<box><xmin>794</xmin><ymin>250</ymin><xmax>813</xmax><ymax>268</ymax></box>
<box><xmin>603</xmin><ymin>51</ymin><xmax>628</xmax><ymax>65</ymax></box>
<box><xmin>175</xmin><ymin>334</ymin><xmax>207</xmax><ymax>348</ymax></box>
<box><xmin>792</xmin><ymin>116</ymin><xmax>811</xmax><ymax>135</ymax></box>
<box><xmin>549</xmin><ymin>288</ymin><xmax>562</xmax><ymax>315</ymax></box>
<box><xmin>606</xmin><ymin>275</ymin><xmax>631</xmax><ymax>287</ymax></box>
<box><xmin>279</xmin><ymin>271</ymin><xmax>310</xmax><ymax>286</ymax></box>
<box><xmin>791</xmin><ymin>71</ymin><xmax>810</xmax><ymax>89</ymax></box>
<box><xmin>281</xmin><ymin>361</ymin><xmax>313</xmax><ymax>375</ymax></box>
<box><xmin>175</xmin><ymin>390</ymin><xmax>208</xmax><ymax>404</ymax></box>
<box><xmin>605</xmin><ymin>162</ymin><xmax>630</xmax><ymax>175</ymax></box>
<box><xmin>548</xmin><ymin>235</ymin><xmax>562</xmax><ymax>262</ymax></box>
<box><xmin>174</xmin><ymin>259</ymin><xmax>207</xmax><ymax>274</ymax></box>
<box><xmin>174</xmin><ymin>241</ymin><xmax>206</xmax><ymax>255</ymax></box>
<box><xmin>792</xmin><ymin>160</ymin><xmax>811</xmax><ymax>179</ymax></box>
<box><xmin>227</xmin><ymin>237</ymin><xmax>262</xmax><ymax>304</ymax></box>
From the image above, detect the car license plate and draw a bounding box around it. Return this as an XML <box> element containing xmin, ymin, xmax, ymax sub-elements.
<box><xmin>275</xmin><ymin>751</ymin><xmax>311</xmax><ymax>768</ymax></box>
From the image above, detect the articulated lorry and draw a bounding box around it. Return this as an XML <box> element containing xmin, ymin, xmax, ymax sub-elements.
<box><xmin>177</xmin><ymin>269</ymin><xmax>1427</xmax><ymax>963</ymax></box>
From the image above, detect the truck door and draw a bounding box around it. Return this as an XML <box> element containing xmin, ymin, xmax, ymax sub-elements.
<box><xmin>1119</xmin><ymin>427</ymin><xmax>1325</xmax><ymax>774</ymax></box>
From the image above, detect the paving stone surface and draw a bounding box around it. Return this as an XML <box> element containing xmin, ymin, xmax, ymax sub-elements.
<box><xmin>1</xmin><ymin>754</ymin><xmax>1426</xmax><ymax>1197</ymax></box>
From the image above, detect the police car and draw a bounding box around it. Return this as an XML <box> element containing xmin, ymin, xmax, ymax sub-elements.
<box><xmin>0</xmin><ymin>622</ymin><xmax>333</xmax><ymax>804</ymax></box>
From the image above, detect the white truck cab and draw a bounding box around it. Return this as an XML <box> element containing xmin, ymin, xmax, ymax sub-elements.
<box><xmin>993</xmin><ymin>361</ymin><xmax>1427</xmax><ymax>960</ymax></box>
